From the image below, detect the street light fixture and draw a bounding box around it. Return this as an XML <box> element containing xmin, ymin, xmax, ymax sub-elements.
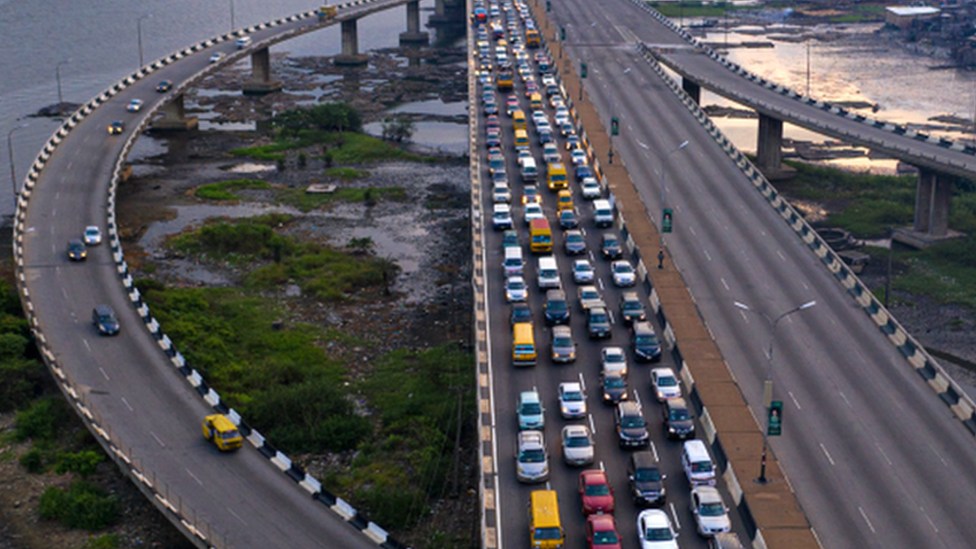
<box><xmin>659</xmin><ymin>139</ymin><xmax>689</xmax><ymax>245</ymax></box>
<box><xmin>8</xmin><ymin>123</ymin><xmax>29</xmax><ymax>200</ymax></box>
<box><xmin>55</xmin><ymin>59</ymin><xmax>71</xmax><ymax>105</ymax></box>
<box><xmin>230</xmin><ymin>0</ymin><xmax>236</xmax><ymax>32</ymax></box>
<box><xmin>137</xmin><ymin>13</ymin><xmax>153</xmax><ymax>68</ymax></box>
<box><xmin>733</xmin><ymin>299</ymin><xmax>817</xmax><ymax>484</ymax></box>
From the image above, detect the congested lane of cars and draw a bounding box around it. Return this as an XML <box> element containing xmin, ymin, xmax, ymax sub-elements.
<box><xmin>474</xmin><ymin>2</ymin><xmax>746</xmax><ymax>548</ymax></box>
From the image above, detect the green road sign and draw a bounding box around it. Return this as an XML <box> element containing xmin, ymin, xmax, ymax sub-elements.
<box><xmin>768</xmin><ymin>400</ymin><xmax>783</xmax><ymax>436</ymax></box>
<box><xmin>581</xmin><ymin>62</ymin><xmax>587</xmax><ymax>78</ymax></box>
<box><xmin>546</xmin><ymin>0</ymin><xmax>551</xmax><ymax>11</ymax></box>
<box><xmin>662</xmin><ymin>208</ymin><xmax>673</xmax><ymax>233</ymax></box>
<box><xmin>560</xmin><ymin>26</ymin><xmax>566</xmax><ymax>41</ymax></box>
<box><xmin>610</xmin><ymin>116</ymin><xmax>619</xmax><ymax>136</ymax></box>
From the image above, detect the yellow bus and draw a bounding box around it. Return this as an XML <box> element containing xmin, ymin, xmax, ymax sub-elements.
<box><xmin>526</xmin><ymin>28</ymin><xmax>541</xmax><ymax>48</ymax></box>
<box><xmin>547</xmin><ymin>162</ymin><xmax>568</xmax><ymax>190</ymax></box>
<box><xmin>512</xmin><ymin>322</ymin><xmax>537</xmax><ymax>366</ymax></box>
<box><xmin>529</xmin><ymin>218</ymin><xmax>552</xmax><ymax>253</ymax></box>
<box><xmin>529</xmin><ymin>490</ymin><xmax>564</xmax><ymax>548</ymax></box>
<box><xmin>514</xmin><ymin>129</ymin><xmax>530</xmax><ymax>151</ymax></box>
<box><xmin>513</xmin><ymin>110</ymin><xmax>527</xmax><ymax>130</ymax></box>
<box><xmin>556</xmin><ymin>189</ymin><xmax>574</xmax><ymax>211</ymax></box>
<box><xmin>497</xmin><ymin>68</ymin><xmax>514</xmax><ymax>90</ymax></box>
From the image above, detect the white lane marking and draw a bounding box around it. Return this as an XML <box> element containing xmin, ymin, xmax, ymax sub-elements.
<box><xmin>858</xmin><ymin>506</ymin><xmax>876</xmax><ymax>533</ymax></box>
<box><xmin>580</xmin><ymin>227</ymin><xmax>587</xmax><ymax>236</ymax></box>
<box><xmin>637</xmin><ymin>140</ymin><xmax>649</xmax><ymax>149</ymax></box>
<box><xmin>920</xmin><ymin>506</ymin><xmax>939</xmax><ymax>533</ymax></box>
<box><xmin>98</xmin><ymin>367</ymin><xmax>109</xmax><ymax>381</ymax></box>
<box><xmin>777</xmin><ymin>250</ymin><xmax>786</xmax><ymax>261</ymax></box>
<box><xmin>598</xmin><ymin>278</ymin><xmax>605</xmax><ymax>290</ymax></box>
<box><xmin>588</xmin><ymin>413</ymin><xmax>597</xmax><ymax>435</ymax></box>
<box><xmin>788</xmin><ymin>391</ymin><xmax>801</xmax><ymax>410</ymax></box>
<box><xmin>186</xmin><ymin>468</ymin><xmax>204</xmax><ymax>486</ymax></box>
<box><xmin>650</xmin><ymin>441</ymin><xmax>659</xmax><ymax>462</ymax></box>
<box><xmin>720</xmin><ymin>278</ymin><xmax>729</xmax><ymax>291</ymax></box>
<box><xmin>599</xmin><ymin>460</ymin><xmax>605</xmax><ymax>471</ymax></box>
<box><xmin>588</xmin><ymin>250</ymin><xmax>595</xmax><ymax>262</ymax></box>
<box><xmin>689</xmin><ymin>225</ymin><xmax>696</xmax><ymax>236</ymax></box>
<box><xmin>545</xmin><ymin>481</ymin><xmax>552</xmax><ymax>490</ymax></box>
<box><xmin>929</xmin><ymin>445</ymin><xmax>949</xmax><ymax>467</ymax></box>
<box><xmin>578</xmin><ymin>371</ymin><xmax>586</xmax><ymax>392</ymax></box>
<box><xmin>875</xmin><ymin>442</ymin><xmax>893</xmax><ymax>466</ymax></box>
<box><xmin>150</xmin><ymin>431</ymin><xmax>165</xmax><ymax>447</ymax></box>
<box><xmin>608</xmin><ymin>311</ymin><xmax>615</xmax><ymax>325</ymax></box>
<box><xmin>61</xmin><ymin>287</ymin><xmax>68</xmax><ymax>300</ymax></box>
<box><xmin>838</xmin><ymin>392</ymin><xmax>853</xmax><ymax>409</ymax></box>
<box><xmin>819</xmin><ymin>443</ymin><xmax>836</xmax><ymax>466</ymax></box>
<box><xmin>228</xmin><ymin>507</ymin><xmax>248</xmax><ymax>526</ymax></box>
<box><xmin>634</xmin><ymin>391</ymin><xmax>642</xmax><ymax>407</ymax></box>
<box><xmin>802</xmin><ymin>282</ymin><xmax>809</xmax><ymax>290</ymax></box>
<box><xmin>669</xmin><ymin>502</ymin><xmax>681</xmax><ymax>530</ymax></box>
<box><xmin>120</xmin><ymin>397</ymin><xmax>133</xmax><ymax>412</ymax></box>
<box><xmin>738</xmin><ymin>309</ymin><xmax>749</xmax><ymax>323</ymax></box>
<box><xmin>703</xmin><ymin>249</ymin><xmax>711</xmax><ymax>261</ymax></box>
<box><xmin>83</xmin><ymin>339</ymin><xmax>92</xmax><ymax>352</ymax></box>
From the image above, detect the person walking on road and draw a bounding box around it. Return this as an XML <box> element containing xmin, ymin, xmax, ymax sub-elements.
<box><xmin>657</xmin><ymin>248</ymin><xmax>665</xmax><ymax>269</ymax></box>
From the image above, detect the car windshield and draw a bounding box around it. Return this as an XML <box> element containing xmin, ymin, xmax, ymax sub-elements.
<box><xmin>98</xmin><ymin>313</ymin><xmax>116</xmax><ymax>323</ymax></box>
<box><xmin>581</xmin><ymin>290</ymin><xmax>599</xmax><ymax>300</ymax></box>
<box><xmin>562</xmin><ymin>390</ymin><xmax>583</xmax><ymax>401</ymax></box>
<box><xmin>575</xmin><ymin>264</ymin><xmax>591</xmax><ymax>272</ymax></box>
<box><xmin>635</xmin><ymin>468</ymin><xmax>661</xmax><ymax>482</ymax></box>
<box><xmin>591</xmin><ymin>312</ymin><xmax>608</xmax><ymax>323</ymax></box>
<box><xmin>621</xmin><ymin>415</ymin><xmax>645</xmax><ymax>428</ymax></box>
<box><xmin>605</xmin><ymin>353</ymin><xmax>624</xmax><ymax>364</ymax></box>
<box><xmin>592</xmin><ymin>530</ymin><xmax>618</xmax><ymax>544</ymax></box>
<box><xmin>656</xmin><ymin>374</ymin><xmax>675</xmax><ymax>386</ymax></box>
<box><xmin>700</xmin><ymin>501</ymin><xmax>725</xmax><ymax>517</ymax></box>
<box><xmin>566</xmin><ymin>435</ymin><xmax>590</xmax><ymax>447</ymax></box>
<box><xmin>519</xmin><ymin>449</ymin><xmax>545</xmax><ymax>463</ymax></box>
<box><xmin>548</xmin><ymin>300</ymin><xmax>567</xmax><ymax>312</ymax></box>
<box><xmin>508</xmin><ymin>280</ymin><xmax>524</xmax><ymax>290</ymax></box>
<box><xmin>637</xmin><ymin>335</ymin><xmax>659</xmax><ymax>346</ymax></box>
<box><xmin>494</xmin><ymin>212</ymin><xmax>509</xmax><ymax>220</ymax></box>
<box><xmin>623</xmin><ymin>302</ymin><xmax>642</xmax><ymax>311</ymax></box>
<box><xmin>615</xmin><ymin>263</ymin><xmax>633</xmax><ymax>273</ymax></box>
<box><xmin>692</xmin><ymin>461</ymin><xmax>713</xmax><ymax>473</ymax></box>
<box><xmin>534</xmin><ymin>527</ymin><xmax>561</xmax><ymax>540</ymax></box>
<box><xmin>669</xmin><ymin>408</ymin><xmax>690</xmax><ymax>421</ymax></box>
<box><xmin>645</xmin><ymin>527</ymin><xmax>673</xmax><ymax>541</ymax></box>
<box><xmin>584</xmin><ymin>481</ymin><xmax>610</xmax><ymax>496</ymax></box>
<box><xmin>521</xmin><ymin>402</ymin><xmax>541</xmax><ymax>414</ymax></box>
<box><xmin>605</xmin><ymin>376</ymin><xmax>625</xmax><ymax>389</ymax></box>
<box><xmin>553</xmin><ymin>336</ymin><xmax>572</xmax><ymax>347</ymax></box>
<box><xmin>218</xmin><ymin>429</ymin><xmax>240</xmax><ymax>440</ymax></box>
<box><xmin>567</xmin><ymin>234</ymin><xmax>583</xmax><ymax>243</ymax></box>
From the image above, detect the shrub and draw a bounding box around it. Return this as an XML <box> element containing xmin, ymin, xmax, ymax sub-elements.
<box><xmin>14</xmin><ymin>398</ymin><xmax>69</xmax><ymax>443</ymax></box>
<box><xmin>20</xmin><ymin>448</ymin><xmax>46</xmax><ymax>474</ymax></box>
<box><xmin>54</xmin><ymin>450</ymin><xmax>105</xmax><ymax>477</ymax></box>
<box><xmin>0</xmin><ymin>358</ymin><xmax>45</xmax><ymax>412</ymax></box>
<box><xmin>86</xmin><ymin>534</ymin><xmax>121</xmax><ymax>549</ymax></box>
<box><xmin>194</xmin><ymin>179</ymin><xmax>271</xmax><ymax>201</ymax></box>
<box><xmin>38</xmin><ymin>481</ymin><xmax>119</xmax><ymax>531</ymax></box>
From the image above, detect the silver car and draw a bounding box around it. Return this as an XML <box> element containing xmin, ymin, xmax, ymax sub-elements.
<box><xmin>516</xmin><ymin>430</ymin><xmax>550</xmax><ymax>483</ymax></box>
<box><xmin>561</xmin><ymin>425</ymin><xmax>594</xmax><ymax>466</ymax></box>
<box><xmin>572</xmin><ymin>259</ymin><xmax>595</xmax><ymax>284</ymax></box>
<box><xmin>551</xmin><ymin>325</ymin><xmax>577</xmax><ymax>363</ymax></box>
<box><xmin>558</xmin><ymin>381</ymin><xmax>587</xmax><ymax>418</ymax></box>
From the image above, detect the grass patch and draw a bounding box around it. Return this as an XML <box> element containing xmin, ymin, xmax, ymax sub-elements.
<box><xmin>230</xmin><ymin>131</ymin><xmax>421</xmax><ymax>164</ymax></box>
<box><xmin>891</xmin><ymin>239</ymin><xmax>976</xmax><ymax>308</ymax></box>
<box><xmin>650</xmin><ymin>1</ymin><xmax>747</xmax><ymax>17</ymax></box>
<box><xmin>194</xmin><ymin>179</ymin><xmax>271</xmax><ymax>201</ymax></box>
<box><xmin>39</xmin><ymin>480</ymin><xmax>119</xmax><ymax>531</ymax></box>
<box><xmin>326</xmin><ymin>167</ymin><xmax>368</xmax><ymax>180</ymax></box>
<box><xmin>276</xmin><ymin>185</ymin><xmax>406</xmax><ymax>213</ymax></box>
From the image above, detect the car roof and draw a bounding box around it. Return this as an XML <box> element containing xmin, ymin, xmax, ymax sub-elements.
<box><xmin>520</xmin><ymin>389</ymin><xmax>540</xmax><ymax>402</ymax></box>
<box><xmin>519</xmin><ymin>430</ymin><xmax>544</xmax><ymax>447</ymax></box>
<box><xmin>552</xmin><ymin>325</ymin><xmax>572</xmax><ymax>337</ymax></box>
<box><xmin>653</xmin><ymin>367</ymin><xmax>675</xmax><ymax>377</ymax></box>
<box><xmin>563</xmin><ymin>424</ymin><xmax>589</xmax><ymax>436</ymax></box>
<box><xmin>692</xmin><ymin>485</ymin><xmax>722</xmax><ymax>501</ymax></box>
<box><xmin>618</xmin><ymin>400</ymin><xmax>641</xmax><ymax>414</ymax></box>
<box><xmin>638</xmin><ymin>508</ymin><xmax>671</xmax><ymax>527</ymax></box>
<box><xmin>560</xmin><ymin>381</ymin><xmax>581</xmax><ymax>392</ymax></box>
<box><xmin>602</xmin><ymin>346</ymin><xmax>624</xmax><ymax>356</ymax></box>
<box><xmin>634</xmin><ymin>322</ymin><xmax>656</xmax><ymax>335</ymax></box>
<box><xmin>667</xmin><ymin>397</ymin><xmax>689</xmax><ymax>410</ymax></box>
<box><xmin>631</xmin><ymin>451</ymin><xmax>657</xmax><ymax>468</ymax></box>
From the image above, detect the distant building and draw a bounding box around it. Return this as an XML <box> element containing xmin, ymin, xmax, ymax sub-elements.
<box><xmin>885</xmin><ymin>6</ymin><xmax>941</xmax><ymax>29</ymax></box>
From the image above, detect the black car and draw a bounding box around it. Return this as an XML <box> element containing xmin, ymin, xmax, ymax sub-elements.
<box><xmin>632</xmin><ymin>321</ymin><xmax>662</xmax><ymax>362</ymax></box>
<box><xmin>537</xmin><ymin>129</ymin><xmax>553</xmax><ymax>145</ymax></box>
<box><xmin>92</xmin><ymin>305</ymin><xmax>120</xmax><ymax>336</ymax></box>
<box><xmin>601</xmin><ymin>371</ymin><xmax>628</xmax><ymax>404</ymax></box>
<box><xmin>544</xmin><ymin>289</ymin><xmax>570</xmax><ymax>325</ymax></box>
<box><xmin>155</xmin><ymin>80</ymin><xmax>173</xmax><ymax>93</ymax></box>
<box><xmin>483</xmin><ymin>101</ymin><xmax>498</xmax><ymax>115</ymax></box>
<box><xmin>662</xmin><ymin>397</ymin><xmax>695</xmax><ymax>440</ymax></box>
<box><xmin>558</xmin><ymin>209</ymin><xmax>578</xmax><ymax>230</ymax></box>
<box><xmin>601</xmin><ymin>233</ymin><xmax>622</xmax><ymax>260</ymax></box>
<box><xmin>67</xmin><ymin>239</ymin><xmax>87</xmax><ymax>261</ymax></box>
<box><xmin>562</xmin><ymin>230</ymin><xmax>586</xmax><ymax>255</ymax></box>
<box><xmin>587</xmin><ymin>307</ymin><xmax>612</xmax><ymax>339</ymax></box>
<box><xmin>107</xmin><ymin>120</ymin><xmax>125</xmax><ymax>135</ymax></box>
<box><xmin>628</xmin><ymin>452</ymin><xmax>666</xmax><ymax>506</ymax></box>
<box><xmin>618</xmin><ymin>292</ymin><xmax>647</xmax><ymax>325</ymax></box>
<box><xmin>575</xmin><ymin>164</ymin><xmax>593</xmax><ymax>181</ymax></box>
<box><xmin>511</xmin><ymin>302</ymin><xmax>531</xmax><ymax>325</ymax></box>
<box><xmin>615</xmin><ymin>401</ymin><xmax>649</xmax><ymax>448</ymax></box>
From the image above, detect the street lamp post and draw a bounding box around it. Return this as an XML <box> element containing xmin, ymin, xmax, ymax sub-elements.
<box><xmin>230</xmin><ymin>0</ymin><xmax>236</xmax><ymax>32</ymax></box>
<box><xmin>734</xmin><ymin>299</ymin><xmax>817</xmax><ymax>484</ymax></box>
<box><xmin>55</xmin><ymin>60</ymin><xmax>70</xmax><ymax>105</ymax></box>
<box><xmin>8</xmin><ymin>124</ymin><xmax>29</xmax><ymax>200</ymax></box>
<box><xmin>137</xmin><ymin>13</ymin><xmax>153</xmax><ymax>68</ymax></box>
<box><xmin>659</xmin><ymin>140</ymin><xmax>689</xmax><ymax>245</ymax></box>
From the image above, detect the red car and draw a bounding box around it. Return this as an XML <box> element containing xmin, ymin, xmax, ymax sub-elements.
<box><xmin>579</xmin><ymin>469</ymin><xmax>615</xmax><ymax>515</ymax></box>
<box><xmin>524</xmin><ymin>79</ymin><xmax>539</xmax><ymax>97</ymax></box>
<box><xmin>486</xmin><ymin>114</ymin><xmax>501</xmax><ymax>132</ymax></box>
<box><xmin>586</xmin><ymin>514</ymin><xmax>621</xmax><ymax>549</ymax></box>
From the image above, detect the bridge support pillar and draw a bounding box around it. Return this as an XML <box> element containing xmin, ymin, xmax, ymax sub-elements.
<box><xmin>242</xmin><ymin>47</ymin><xmax>283</xmax><ymax>95</ymax></box>
<box><xmin>428</xmin><ymin>0</ymin><xmax>463</xmax><ymax>25</ymax></box>
<box><xmin>335</xmin><ymin>19</ymin><xmax>369</xmax><ymax>66</ymax></box>
<box><xmin>151</xmin><ymin>94</ymin><xmax>198</xmax><ymax>131</ymax></box>
<box><xmin>894</xmin><ymin>169</ymin><xmax>962</xmax><ymax>248</ymax></box>
<box><xmin>682</xmin><ymin>78</ymin><xmax>700</xmax><ymax>105</ymax></box>
<box><xmin>400</xmin><ymin>1</ymin><xmax>429</xmax><ymax>45</ymax></box>
<box><xmin>756</xmin><ymin>113</ymin><xmax>793</xmax><ymax>180</ymax></box>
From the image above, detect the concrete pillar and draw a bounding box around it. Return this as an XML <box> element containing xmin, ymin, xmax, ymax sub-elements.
<box><xmin>335</xmin><ymin>19</ymin><xmax>368</xmax><ymax>66</ymax></box>
<box><xmin>682</xmin><ymin>78</ymin><xmax>700</xmax><ymax>105</ymax></box>
<box><xmin>930</xmin><ymin>173</ymin><xmax>952</xmax><ymax>237</ymax></box>
<box><xmin>242</xmin><ymin>47</ymin><xmax>283</xmax><ymax>95</ymax></box>
<box><xmin>756</xmin><ymin>113</ymin><xmax>783</xmax><ymax>176</ymax></box>
<box><xmin>399</xmin><ymin>1</ymin><xmax>429</xmax><ymax>45</ymax></box>
<box><xmin>914</xmin><ymin>169</ymin><xmax>934</xmax><ymax>233</ymax></box>
<box><xmin>428</xmin><ymin>0</ymin><xmax>449</xmax><ymax>24</ymax></box>
<box><xmin>152</xmin><ymin>94</ymin><xmax>198</xmax><ymax>131</ymax></box>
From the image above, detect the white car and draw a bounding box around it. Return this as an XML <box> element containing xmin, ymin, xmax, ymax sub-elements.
<box><xmin>577</xmin><ymin>285</ymin><xmax>605</xmax><ymax>312</ymax></box>
<box><xmin>601</xmin><ymin>346</ymin><xmax>628</xmax><ymax>377</ymax></box>
<box><xmin>570</xmin><ymin>148</ymin><xmax>587</xmax><ymax>166</ymax></box>
<box><xmin>492</xmin><ymin>184</ymin><xmax>512</xmax><ymax>203</ymax></box>
<box><xmin>523</xmin><ymin>203</ymin><xmax>544</xmax><ymax>224</ymax></box>
<box><xmin>125</xmin><ymin>99</ymin><xmax>143</xmax><ymax>112</ymax></box>
<box><xmin>536</xmin><ymin>120</ymin><xmax>552</xmax><ymax>135</ymax></box>
<box><xmin>516</xmin><ymin>430</ymin><xmax>549</xmax><ymax>483</ymax></box>
<box><xmin>561</xmin><ymin>425</ymin><xmax>594</xmax><ymax>466</ymax></box>
<box><xmin>531</xmin><ymin>110</ymin><xmax>548</xmax><ymax>126</ymax></box>
<box><xmin>493</xmin><ymin>203</ymin><xmax>513</xmax><ymax>230</ymax></box>
<box><xmin>612</xmin><ymin>260</ymin><xmax>636</xmax><ymax>287</ymax></box>
<box><xmin>581</xmin><ymin>178</ymin><xmax>602</xmax><ymax>199</ymax></box>
<box><xmin>651</xmin><ymin>368</ymin><xmax>681</xmax><ymax>401</ymax></box>
<box><xmin>209</xmin><ymin>52</ymin><xmax>225</xmax><ymax>63</ymax></box>
<box><xmin>555</xmin><ymin>105</ymin><xmax>570</xmax><ymax>121</ymax></box>
<box><xmin>558</xmin><ymin>382</ymin><xmax>587</xmax><ymax>419</ymax></box>
<box><xmin>506</xmin><ymin>276</ymin><xmax>527</xmax><ymax>302</ymax></box>
<box><xmin>637</xmin><ymin>509</ymin><xmax>679</xmax><ymax>549</ymax></box>
<box><xmin>572</xmin><ymin>259</ymin><xmax>595</xmax><ymax>284</ymax></box>
<box><xmin>543</xmin><ymin>143</ymin><xmax>561</xmax><ymax>164</ymax></box>
<box><xmin>83</xmin><ymin>226</ymin><xmax>102</xmax><ymax>246</ymax></box>
<box><xmin>542</xmin><ymin>74</ymin><xmax>556</xmax><ymax>86</ymax></box>
<box><xmin>517</xmin><ymin>149</ymin><xmax>533</xmax><ymax>166</ymax></box>
<box><xmin>690</xmin><ymin>486</ymin><xmax>731</xmax><ymax>537</ymax></box>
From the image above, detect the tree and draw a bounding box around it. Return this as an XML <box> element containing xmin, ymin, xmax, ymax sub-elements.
<box><xmin>381</xmin><ymin>116</ymin><xmax>415</xmax><ymax>143</ymax></box>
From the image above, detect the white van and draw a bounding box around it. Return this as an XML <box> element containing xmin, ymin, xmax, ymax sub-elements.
<box><xmin>682</xmin><ymin>439</ymin><xmax>716</xmax><ymax>487</ymax></box>
<box><xmin>593</xmin><ymin>199</ymin><xmax>614</xmax><ymax>228</ymax></box>
<box><xmin>537</xmin><ymin>256</ymin><xmax>560</xmax><ymax>289</ymax></box>
<box><xmin>236</xmin><ymin>36</ymin><xmax>252</xmax><ymax>49</ymax></box>
<box><xmin>504</xmin><ymin>246</ymin><xmax>524</xmax><ymax>277</ymax></box>
<box><xmin>521</xmin><ymin>158</ymin><xmax>538</xmax><ymax>182</ymax></box>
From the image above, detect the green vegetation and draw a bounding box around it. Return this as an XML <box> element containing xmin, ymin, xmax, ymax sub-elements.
<box><xmin>85</xmin><ymin>534</ymin><xmax>121</xmax><ymax>549</ymax></box>
<box><xmin>38</xmin><ymin>480</ymin><xmax>119</xmax><ymax>531</ymax></box>
<box><xmin>194</xmin><ymin>179</ymin><xmax>272</xmax><ymax>201</ymax></box>
<box><xmin>277</xmin><ymin>184</ymin><xmax>405</xmax><ymax>212</ymax></box>
<box><xmin>649</xmin><ymin>1</ymin><xmax>745</xmax><ymax>17</ymax></box>
<box><xmin>829</xmin><ymin>4</ymin><xmax>886</xmax><ymax>23</ymax></box>
<box><xmin>326</xmin><ymin>167</ymin><xmax>368</xmax><ymax>180</ymax></box>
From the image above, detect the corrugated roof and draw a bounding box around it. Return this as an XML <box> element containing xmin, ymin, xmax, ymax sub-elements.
<box><xmin>886</xmin><ymin>6</ymin><xmax>941</xmax><ymax>16</ymax></box>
